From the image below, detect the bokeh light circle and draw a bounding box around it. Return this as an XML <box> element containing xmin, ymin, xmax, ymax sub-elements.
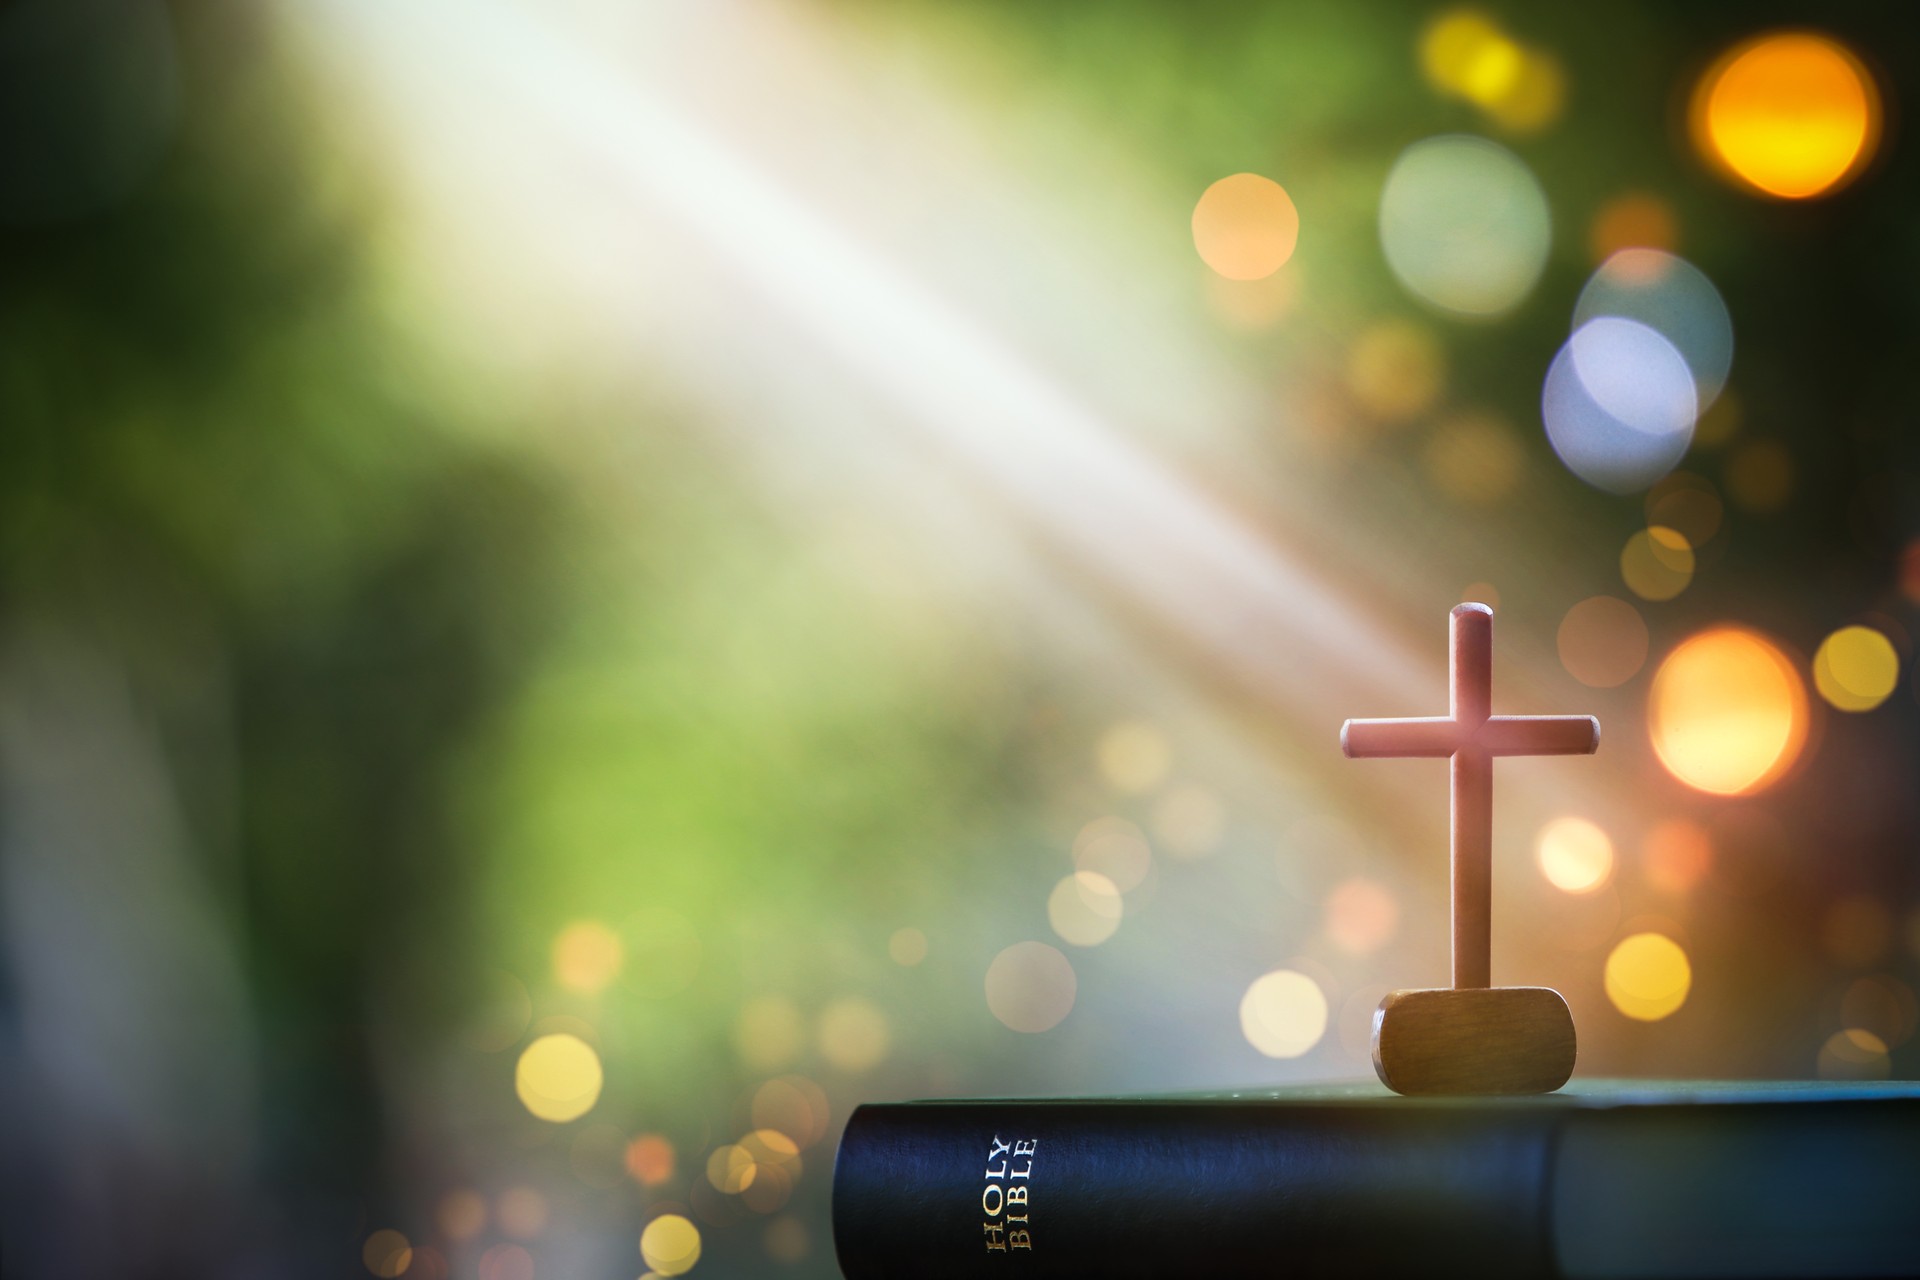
<box><xmin>1575</xmin><ymin>250</ymin><xmax>1734</xmax><ymax>408</ymax></box>
<box><xmin>1536</xmin><ymin>817</ymin><xmax>1614</xmax><ymax>894</ymax></box>
<box><xmin>625</xmin><ymin>1134</ymin><xmax>677</xmax><ymax>1187</ymax></box>
<box><xmin>1818</xmin><ymin>1028</ymin><xmax>1891</xmax><ymax>1080</ymax></box>
<box><xmin>437</xmin><ymin>1190</ymin><xmax>487</xmax><ymax>1242</ymax></box>
<box><xmin>1572</xmin><ymin>319</ymin><xmax>1696</xmax><ymax>435</ymax></box>
<box><xmin>1417</xmin><ymin>13</ymin><xmax>1565</xmax><ymax>135</ymax></box>
<box><xmin>1192</xmin><ymin>174</ymin><xmax>1300</xmax><ymax>280</ymax></box>
<box><xmin>1557</xmin><ymin>596</ymin><xmax>1649</xmax><ymax>688</ymax></box>
<box><xmin>740</xmin><ymin>1134</ymin><xmax>800</xmax><ymax>1214</ymax></box>
<box><xmin>552</xmin><ymin>919</ymin><xmax>623</xmax><ymax>994</ymax></box>
<box><xmin>1379</xmin><ymin>135</ymin><xmax>1550</xmax><ymax>317</ymax></box>
<box><xmin>1240</xmin><ymin>969</ymin><xmax>1329</xmax><ymax>1058</ymax></box>
<box><xmin>1482</xmin><ymin>50</ymin><xmax>1565</xmax><ymax>135</ymax></box>
<box><xmin>1692</xmin><ymin>32</ymin><xmax>1881</xmax><ymax>199</ymax></box>
<box><xmin>742</xmin><ymin>1127</ymin><xmax>802</xmax><ymax>1172</ymax></box>
<box><xmin>363</xmin><ymin>1230</ymin><xmax>413</xmax><ymax>1279</ymax></box>
<box><xmin>707</xmin><ymin>1143</ymin><xmax>757</xmax><ymax>1194</ymax></box>
<box><xmin>1620</xmin><ymin>526</ymin><xmax>1695</xmax><ymax>601</ymax></box>
<box><xmin>1096</xmin><ymin>724</ymin><xmax>1171</xmax><ymax>793</ymax></box>
<box><xmin>985</xmin><ymin>941</ymin><xmax>1077</xmax><ymax>1032</ymax></box>
<box><xmin>1813</xmin><ymin>625</ymin><xmax>1899</xmax><ymax>712</ymax></box>
<box><xmin>1648</xmin><ymin>627</ymin><xmax>1808</xmax><ymax>795</ymax></box>
<box><xmin>1543</xmin><ymin>318</ymin><xmax>1696</xmax><ymax>493</ymax></box>
<box><xmin>641</xmin><ymin>1214</ymin><xmax>703</xmax><ymax>1276</ymax></box>
<box><xmin>1047</xmin><ymin>871</ymin><xmax>1124</xmax><ymax>946</ymax></box>
<box><xmin>1605</xmin><ymin>933</ymin><xmax>1692</xmax><ymax>1020</ymax></box>
<box><xmin>514</xmin><ymin>1033</ymin><xmax>604</xmax><ymax>1123</ymax></box>
<box><xmin>1420</xmin><ymin>11</ymin><xmax>1515</xmax><ymax>102</ymax></box>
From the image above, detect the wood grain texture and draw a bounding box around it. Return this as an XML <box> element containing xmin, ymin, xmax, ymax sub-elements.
<box><xmin>1372</xmin><ymin>987</ymin><xmax>1576</xmax><ymax>1096</ymax></box>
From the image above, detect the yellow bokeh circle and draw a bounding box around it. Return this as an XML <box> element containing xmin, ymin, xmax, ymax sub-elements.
<box><xmin>641</xmin><ymin>1214</ymin><xmax>703</xmax><ymax>1276</ymax></box>
<box><xmin>1048</xmin><ymin>871</ymin><xmax>1123</xmax><ymax>947</ymax></box>
<box><xmin>1052</xmin><ymin>871</ymin><xmax>1121</xmax><ymax>951</ymax></box>
<box><xmin>1648</xmin><ymin>627</ymin><xmax>1807</xmax><ymax>795</ymax></box>
<box><xmin>1604</xmin><ymin>933</ymin><xmax>1692</xmax><ymax>1021</ymax></box>
<box><xmin>1620</xmin><ymin>527</ymin><xmax>1694</xmax><ymax>601</ymax></box>
<box><xmin>1692</xmin><ymin>31</ymin><xmax>1881</xmax><ymax>199</ymax></box>
<box><xmin>1535</xmin><ymin>817</ymin><xmax>1613</xmax><ymax>894</ymax></box>
<box><xmin>706</xmin><ymin>1143</ymin><xmax>757</xmax><ymax>1194</ymax></box>
<box><xmin>552</xmin><ymin>919</ymin><xmax>623</xmax><ymax>994</ymax></box>
<box><xmin>515</xmin><ymin>1033</ymin><xmax>603</xmax><ymax>1123</ymax></box>
<box><xmin>1812</xmin><ymin>625</ymin><xmax>1898</xmax><ymax>712</ymax></box>
<box><xmin>1418</xmin><ymin>9</ymin><xmax>1565</xmax><ymax>135</ymax></box>
<box><xmin>1421</xmin><ymin>11</ymin><xmax>1515</xmax><ymax>101</ymax></box>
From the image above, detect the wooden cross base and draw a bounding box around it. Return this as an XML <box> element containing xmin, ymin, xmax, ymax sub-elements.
<box><xmin>1343</xmin><ymin>605</ymin><xmax>1596</xmax><ymax>1097</ymax></box>
<box><xmin>1372</xmin><ymin>987</ymin><xmax>1576</xmax><ymax>1096</ymax></box>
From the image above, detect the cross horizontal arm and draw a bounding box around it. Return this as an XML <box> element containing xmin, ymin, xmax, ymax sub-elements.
<box><xmin>1341</xmin><ymin>714</ymin><xmax>1598</xmax><ymax>759</ymax></box>
<box><xmin>1480</xmin><ymin>715</ymin><xmax>1600</xmax><ymax>757</ymax></box>
<box><xmin>1341</xmin><ymin>717</ymin><xmax>1459</xmax><ymax>758</ymax></box>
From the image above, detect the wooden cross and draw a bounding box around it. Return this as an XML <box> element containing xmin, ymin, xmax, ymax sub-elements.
<box><xmin>1340</xmin><ymin>603</ymin><xmax>1598</xmax><ymax>1095</ymax></box>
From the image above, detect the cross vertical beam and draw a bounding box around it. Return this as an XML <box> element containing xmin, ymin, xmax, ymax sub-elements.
<box><xmin>1340</xmin><ymin>603</ymin><xmax>1599</xmax><ymax>992</ymax></box>
<box><xmin>1450</xmin><ymin>605</ymin><xmax>1492</xmax><ymax>989</ymax></box>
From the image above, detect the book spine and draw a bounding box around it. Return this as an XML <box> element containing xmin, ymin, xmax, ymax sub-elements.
<box><xmin>832</xmin><ymin>1101</ymin><xmax>1563</xmax><ymax>1279</ymax></box>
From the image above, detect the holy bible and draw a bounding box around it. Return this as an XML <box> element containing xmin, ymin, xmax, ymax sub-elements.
<box><xmin>831</xmin><ymin>1080</ymin><xmax>1920</xmax><ymax>1279</ymax></box>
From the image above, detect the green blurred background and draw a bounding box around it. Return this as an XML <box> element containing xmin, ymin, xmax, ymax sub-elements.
<box><xmin>3</xmin><ymin>0</ymin><xmax>1918</xmax><ymax>1276</ymax></box>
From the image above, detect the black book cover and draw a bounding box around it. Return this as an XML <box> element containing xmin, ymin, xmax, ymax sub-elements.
<box><xmin>831</xmin><ymin>1080</ymin><xmax>1920</xmax><ymax>1279</ymax></box>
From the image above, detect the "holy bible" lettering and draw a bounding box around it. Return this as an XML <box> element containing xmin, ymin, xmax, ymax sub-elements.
<box><xmin>980</xmin><ymin>1134</ymin><xmax>1036</xmax><ymax>1253</ymax></box>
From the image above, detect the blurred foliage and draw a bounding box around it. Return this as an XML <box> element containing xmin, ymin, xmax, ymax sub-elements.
<box><xmin>0</xmin><ymin>1</ymin><xmax>569</xmax><ymax>1263</ymax></box>
<box><xmin>5</xmin><ymin>1</ymin><xmax>1920</xmax><ymax>1277</ymax></box>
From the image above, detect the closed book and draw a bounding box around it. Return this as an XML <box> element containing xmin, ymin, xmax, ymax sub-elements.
<box><xmin>831</xmin><ymin>1080</ymin><xmax>1920</xmax><ymax>1279</ymax></box>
